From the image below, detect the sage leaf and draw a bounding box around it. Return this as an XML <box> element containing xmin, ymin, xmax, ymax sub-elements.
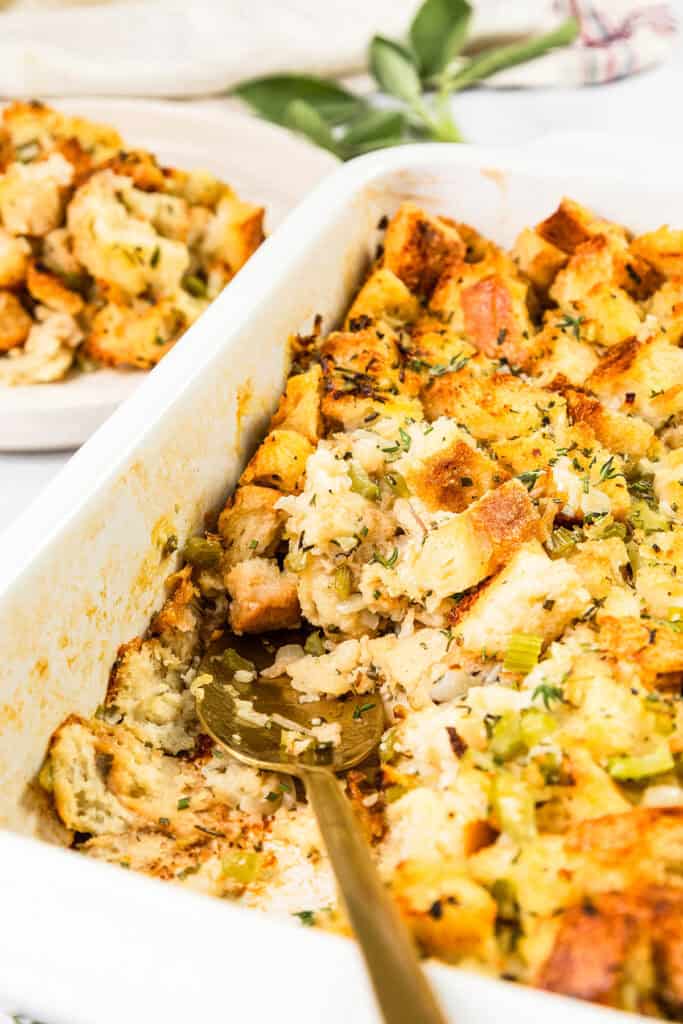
<box><xmin>445</xmin><ymin>16</ymin><xmax>579</xmax><ymax>92</ymax></box>
<box><xmin>233</xmin><ymin>74</ymin><xmax>365</xmax><ymax>127</ymax></box>
<box><xmin>342</xmin><ymin>109</ymin><xmax>406</xmax><ymax>147</ymax></box>
<box><xmin>369</xmin><ymin>36</ymin><xmax>422</xmax><ymax>103</ymax></box>
<box><xmin>284</xmin><ymin>99</ymin><xmax>340</xmax><ymax>155</ymax></box>
<box><xmin>410</xmin><ymin>0</ymin><xmax>472</xmax><ymax>78</ymax></box>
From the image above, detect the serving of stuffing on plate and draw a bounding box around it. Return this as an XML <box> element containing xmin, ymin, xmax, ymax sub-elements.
<box><xmin>40</xmin><ymin>198</ymin><xmax>683</xmax><ymax>1018</ymax></box>
<box><xmin>0</xmin><ymin>101</ymin><xmax>264</xmax><ymax>385</ymax></box>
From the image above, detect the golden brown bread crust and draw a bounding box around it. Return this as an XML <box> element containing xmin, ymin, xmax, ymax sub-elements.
<box><xmin>410</xmin><ymin>438</ymin><xmax>507</xmax><ymax>514</ymax></box>
<box><xmin>460</xmin><ymin>273</ymin><xmax>531</xmax><ymax>366</ymax></box>
<box><xmin>382</xmin><ymin>201</ymin><xmax>465</xmax><ymax>296</ymax></box>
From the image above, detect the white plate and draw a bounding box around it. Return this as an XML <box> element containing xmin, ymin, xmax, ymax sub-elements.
<box><xmin>0</xmin><ymin>97</ymin><xmax>338</xmax><ymax>453</ymax></box>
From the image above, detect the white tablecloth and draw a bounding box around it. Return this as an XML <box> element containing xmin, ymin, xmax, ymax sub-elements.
<box><xmin>2</xmin><ymin>16</ymin><xmax>683</xmax><ymax>532</ymax></box>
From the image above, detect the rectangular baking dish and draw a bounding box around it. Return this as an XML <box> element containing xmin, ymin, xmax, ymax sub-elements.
<box><xmin>0</xmin><ymin>140</ymin><xmax>676</xmax><ymax>1024</ymax></box>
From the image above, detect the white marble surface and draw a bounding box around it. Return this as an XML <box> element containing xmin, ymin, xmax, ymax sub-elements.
<box><xmin>2</xmin><ymin>18</ymin><xmax>683</xmax><ymax>534</ymax></box>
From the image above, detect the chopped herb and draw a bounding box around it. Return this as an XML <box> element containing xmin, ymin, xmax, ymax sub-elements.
<box><xmin>353</xmin><ymin>702</ymin><xmax>377</xmax><ymax>719</ymax></box>
<box><xmin>150</xmin><ymin>245</ymin><xmax>161</xmax><ymax>268</ymax></box>
<box><xmin>158</xmin><ymin>816</ymin><xmax>171</xmax><ymax>826</ymax></box>
<box><xmin>532</xmin><ymin>683</ymin><xmax>564</xmax><ymax>710</ymax></box>
<box><xmin>398</xmin><ymin>427</ymin><xmax>412</xmax><ymax>451</ymax></box>
<box><xmin>177</xmin><ymin>797</ymin><xmax>190</xmax><ymax>810</ymax></box>
<box><xmin>517</xmin><ymin>469</ymin><xmax>541</xmax><ymax>492</ymax></box>
<box><xmin>294</xmin><ymin>910</ymin><xmax>316</xmax><ymax>926</ymax></box>
<box><xmin>371</xmin><ymin>546</ymin><xmax>399</xmax><ymax>569</ymax></box>
<box><xmin>598</xmin><ymin>455</ymin><xmax>619</xmax><ymax>483</ymax></box>
<box><xmin>496</xmin><ymin>327</ymin><xmax>508</xmax><ymax>346</ymax></box>
<box><xmin>249</xmin><ymin>538</ymin><xmax>259</xmax><ymax>550</ymax></box>
<box><xmin>555</xmin><ymin>313</ymin><xmax>586</xmax><ymax>340</ymax></box>
<box><xmin>429</xmin><ymin>353</ymin><xmax>469</xmax><ymax>377</ymax></box>
<box><xmin>265</xmin><ymin>791</ymin><xmax>280</xmax><ymax>802</ymax></box>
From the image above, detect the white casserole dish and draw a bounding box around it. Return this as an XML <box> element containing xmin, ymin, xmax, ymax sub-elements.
<box><xmin>0</xmin><ymin>141</ymin><xmax>675</xmax><ymax>1024</ymax></box>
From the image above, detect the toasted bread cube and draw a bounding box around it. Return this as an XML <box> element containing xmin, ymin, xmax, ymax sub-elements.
<box><xmin>240</xmin><ymin>428</ymin><xmax>313</xmax><ymax>493</ymax></box>
<box><xmin>321</xmin><ymin>389</ymin><xmax>424</xmax><ymax>432</ymax></box>
<box><xmin>527</xmin><ymin>317</ymin><xmax>599</xmax><ymax>386</ymax></box>
<box><xmin>382</xmin><ymin>202</ymin><xmax>465</xmax><ymax>296</ymax></box>
<box><xmin>345</xmin><ymin>267</ymin><xmax>421</xmax><ymax>328</ymax></box>
<box><xmin>85</xmin><ymin>298</ymin><xmax>185</xmax><ymax>369</ymax></box>
<box><xmin>537</xmin><ymin>197</ymin><xmax>628</xmax><ymax>255</ymax></box>
<box><xmin>201</xmin><ymin>193</ymin><xmax>264</xmax><ymax>273</ymax></box>
<box><xmin>411</xmin><ymin>480</ymin><xmax>540</xmax><ymax>601</ymax></box>
<box><xmin>408</xmin><ymin>436</ymin><xmax>506</xmax><ymax>513</ymax></box>
<box><xmin>320</xmin><ymin>324</ymin><xmax>406</xmax><ymax>389</ymax></box>
<box><xmin>596</xmin><ymin>613</ymin><xmax>683</xmax><ymax>679</ymax></box>
<box><xmin>218</xmin><ymin>484</ymin><xmax>285</xmax><ymax>567</ymax></box>
<box><xmin>631</xmin><ymin>225</ymin><xmax>683</xmax><ymax>278</ymax></box>
<box><xmin>3</xmin><ymin>100</ymin><xmax>122</xmax><ymax>165</ymax></box>
<box><xmin>423</xmin><ymin>366</ymin><xmax>564</xmax><ymax>442</ymax></box>
<box><xmin>0</xmin><ymin>152</ymin><xmax>73</xmax><ymax>237</ymax></box>
<box><xmin>270</xmin><ymin>364</ymin><xmax>322</xmax><ymax>444</ymax></box>
<box><xmin>0</xmin><ymin>290</ymin><xmax>32</xmax><ymax>351</ymax></box>
<box><xmin>26</xmin><ymin>261</ymin><xmax>83</xmax><ymax>316</ymax></box>
<box><xmin>652</xmin><ymin>450</ymin><xmax>683</xmax><ymax>518</ymax></box>
<box><xmin>512</xmin><ymin>226</ymin><xmax>567</xmax><ymax>292</ymax></box>
<box><xmin>226</xmin><ymin>557</ymin><xmax>300</xmax><ymax>633</ymax></box>
<box><xmin>587</xmin><ymin>336</ymin><xmax>683</xmax><ymax>426</ymax></box>
<box><xmin>550</xmin><ymin>236</ymin><xmax>642</xmax><ymax>347</ymax></box>
<box><xmin>558</xmin><ymin>383</ymin><xmax>655</xmax><ymax>458</ymax></box>
<box><xmin>0</xmin><ymin>227</ymin><xmax>29</xmax><ymax>287</ymax></box>
<box><xmin>392</xmin><ymin>859</ymin><xmax>497</xmax><ymax>961</ymax></box>
<box><xmin>453</xmin><ymin>540</ymin><xmax>590</xmax><ymax>654</ymax></box>
<box><xmin>459</xmin><ymin>272</ymin><xmax>534</xmax><ymax>366</ymax></box>
<box><xmin>635</xmin><ymin>528</ymin><xmax>683</xmax><ymax>618</ymax></box>
<box><xmin>404</xmin><ymin>315</ymin><xmax>476</xmax><ymax>382</ymax></box>
<box><xmin>68</xmin><ymin>170</ymin><xmax>189</xmax><ymax>298</ymax></box>
<box><xmin>647</xmin><ymin>277</ymin><xmax>683</xmax><ymax>344</ymax></box>
<box><xmin>46</xmin><ymin>715</ymin><xmax>235</xmax><ymax>838</ymax></box>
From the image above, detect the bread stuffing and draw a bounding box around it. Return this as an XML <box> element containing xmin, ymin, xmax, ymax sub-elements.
<box><xmin>42</xmin><ymin>198</ymin><xmax>683</xmax><ymax>1019</ymax></box>
<box><xmin>0</xmin><ymin>101</ymin><xmax>264</xmax><ymax>384</ymax></box>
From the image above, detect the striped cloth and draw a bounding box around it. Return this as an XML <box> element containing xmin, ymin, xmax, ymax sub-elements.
<box><xmin>0</xmin><ymin>0</ymin><xmax>676</xmax><ymax>98</ymax></box>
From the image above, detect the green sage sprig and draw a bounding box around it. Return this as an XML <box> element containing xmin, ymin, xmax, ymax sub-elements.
<box><xmin>233</xmin><ymin>0</ymin><xmax>578</xmax><ymax>159</ymax></box>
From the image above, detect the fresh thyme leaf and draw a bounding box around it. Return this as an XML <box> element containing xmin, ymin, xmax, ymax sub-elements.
<box><xmin>555</xmin><ymin>312</ymin><xmax>586</xmax><ymax>340</ymax></box>
<box><xmin>598</xmin><ymin>455</ymin><xmax>619</xmax><ymax>483</ymax></box>
<box><xmin>429</xmin><ymin>352</ymin><xmax>469</xmax><ymax>376</ymax></box>
<box><xmin>532</xmin><ymin>683</ymin><xmax>565</xmax><ymax>710</ymax></box>
<box><xmin>371</xmin><ymin>546</ymin><xmax>399</xmax><ymax>569</ymax></box>
<box><xmin>353</xmin><ymin>702</ymin><xmax>377</xmax><ymax>719</ymax></box>
<box><xmin>517</xmin><ymin>469</ymin><xmax>542</xmax><ymax>492</ymax></box>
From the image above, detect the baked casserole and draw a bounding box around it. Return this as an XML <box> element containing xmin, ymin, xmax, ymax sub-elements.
<box><xmin>0</xmin><ymin>101</ymin><xmax>263</xmax><ymax>385</ymax></box>
<box><xmin>40</xmin><ymin>197</ymin><xmax>683</xmax><ymax>1018</ymax></box>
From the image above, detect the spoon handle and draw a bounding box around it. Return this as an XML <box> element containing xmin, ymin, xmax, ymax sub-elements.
<box><xmin>303</xmin><ymin>767</ymin><xmax>448</xmax><ymax>1024</ymax></box>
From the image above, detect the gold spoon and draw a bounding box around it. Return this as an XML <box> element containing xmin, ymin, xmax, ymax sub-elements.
<box><xmin>195</xmin><ymin>638</ymin><xmax>447</xmax><ymax>1024</ymax></box>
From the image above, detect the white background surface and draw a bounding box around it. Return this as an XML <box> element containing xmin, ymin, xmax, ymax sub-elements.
<box><xmin>2</xmin><ymin>11</ymin><xmax>683</xmax><ymax>533</ymax></box>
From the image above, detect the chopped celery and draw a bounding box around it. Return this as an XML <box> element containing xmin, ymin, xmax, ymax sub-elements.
<box><xmin>214</xmin><ymin>648</ymin><xmax>255</xmax><ymax>675</ymax></box>
<box><xmin>520</xmin><ymin>708</ymin><xmax>557</xmax><ymax>747</ymax></box>
<box><xmin>491</xmin><ymin>774</ymin><xmax>537</xmax><ymax>844</ymax></box>
<box><xmin>284</xmin><ymin>548</ymin><xmax>308</xmax><ymax>573</ymax></box>
<box><xmin>607</xmin><ymin>744</ymin><xmax>674</xmax><ymax>781</ymax></box>
<box><xmin>348</xmin><ymin>463</ymin><xmax>380</xmax><ymax>501</ymax></box>
<box><xmin>630</xmin><ymin>499</ymin><xmax>670</xmax><ymax>534</ymax></box>
<box><xmin>384</xmin><ymin>471</ymin><xmax>410</xmax><ymax>498</ymax></box>
<box><xmin>221</xmin><ymin>850</ymin><xmax>265</xmax><ymax>884</ymax></box>
<box><xmin>334</xmin><ymin>564</ymin><xmax>353</xmax><ymax>598</ymax></box>
<box><xmin>304</xmin><ymin>631</ymin><xmax>325</xmax><ymax>657</ymax></box>
<box><xmin>503</xmin><ymin>633</ymin><xmax>543</xmax><ymax>675</ymax></box>
<box><xmin>488</xmin><ymin>708</ymin><xmax>556</xmax><ymax>763</ymax></box>
<box><xmin>182</xmin><ymin>535</ymin><xmax>223</xmax><ymax>569</ymax></box>
<box><xmin>489</xmin><ymin>713</ymin><xmax>525</xmax><ymax>762</ymax></box>
<box><xmin>546</xmin><ymin>526</ymin><xmax>579</xmax><ymax>558</ymax></box>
